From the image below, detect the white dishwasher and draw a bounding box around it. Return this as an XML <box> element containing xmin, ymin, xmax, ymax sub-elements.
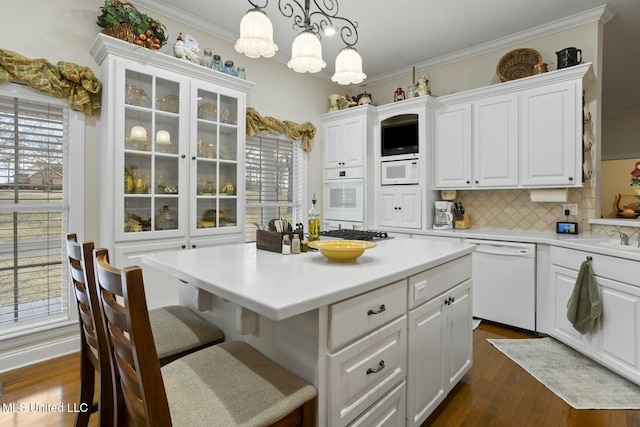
<box><xmin>466</xmin><ymin>239</ymin><xmax>536</xmax><ymax>331</ymax></box>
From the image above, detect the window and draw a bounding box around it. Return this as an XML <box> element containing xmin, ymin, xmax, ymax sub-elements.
<box><xmin>245</xmin><ymin>135</ymin><xmax>304</xmax><ymax>241</ymax></box>
<box><xmin>0</xmin><ymin>84</ymin><xmax>84</xmax><ymax>338</ymax></box>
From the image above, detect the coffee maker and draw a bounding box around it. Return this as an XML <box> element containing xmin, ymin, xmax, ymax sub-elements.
<box><xmin>433</xmin><ymin>201</ymin><xmax>454</xmax><ymax>230</ymax></box>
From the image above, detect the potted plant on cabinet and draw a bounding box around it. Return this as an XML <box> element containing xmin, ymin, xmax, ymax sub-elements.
<box><xmin>96</xmin><ymin>0</ymin><xmax>168</xmax><ymax>49</ymax></box>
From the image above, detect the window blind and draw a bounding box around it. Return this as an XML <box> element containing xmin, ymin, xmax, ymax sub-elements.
<box><xmin>245</xmin><ymin>135</ymin><xmax>303</xmax><ymax>242</ymax></box>
<box><xmin>0</xmin><ymin>95</ymin><xmax>70</xmax><ymax>334</ymax></box>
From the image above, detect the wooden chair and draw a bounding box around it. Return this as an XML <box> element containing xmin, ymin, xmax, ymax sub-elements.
<box><xmin>93</xmin><ymin>247</ymin><xmax>317</xmax><ymax>427</ymax></box>
<box><xmin>66</xmin><ymin>234</ymin><xmax>226</xmax><ymax>426</ymax></box>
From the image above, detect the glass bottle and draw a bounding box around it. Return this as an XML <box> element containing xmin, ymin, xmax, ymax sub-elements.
<box><xmin>224</xmin><ymin>60</ymin><xmax>235</xmax><ymax>76</ymax></box>
<box><xmin>200</xmin><ymin>48</ymin><xmax>213</xmax><ymax>68</ymax></box>
<box><xmin>282</xmin><ymin>234</ymin><xmax>291</xmax><ymax>255</ymax></box>
<box><xmin>308</xmin><ymin>194</ymin><xmax>320</xmax><ymax>242</ymax></box>
<box><xmin>212</xmin><ymin>55</ymin><xmax>223</xmax><ymax>72</ymax></box>
<box><xmin>236</xmin><ymin>66</ymin><xmax>246</xmax><ymax>79</ymax></box>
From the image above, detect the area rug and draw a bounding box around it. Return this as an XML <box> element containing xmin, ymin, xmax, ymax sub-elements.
<box><xmin>487</xmin><ymin>337</ymin><xmax>640</xmax><ymax>409</ymax></box>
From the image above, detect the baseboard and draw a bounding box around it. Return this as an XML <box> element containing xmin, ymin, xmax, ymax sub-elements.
<box><xmin>0</xmin><ymin>334</ymin><xmax>80</xmax><ymax>374</ymax></box>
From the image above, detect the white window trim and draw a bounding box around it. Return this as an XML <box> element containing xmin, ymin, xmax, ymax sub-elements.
<box><xmin>0</xmin><ymin>83</ymin><xmax>84</xmax><ymax>372</ymax></box>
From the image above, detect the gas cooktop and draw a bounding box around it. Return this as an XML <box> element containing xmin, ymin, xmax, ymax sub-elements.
<box><xmin>318</xmin><ymin>229</ymin><xmax>392</xmax><ymax>241</ymax></box>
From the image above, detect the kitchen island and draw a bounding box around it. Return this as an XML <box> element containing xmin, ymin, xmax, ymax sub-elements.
<box><xmin>142</xmin><ymin>237</ymin><xmax>475</xmax><ymax>426</ymax></box>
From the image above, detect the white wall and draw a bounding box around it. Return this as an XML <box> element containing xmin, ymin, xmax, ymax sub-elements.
<box><xmin>0</xmin><ymin>0</ymin><xmax>344</xmax><ymax>241</ymax></box>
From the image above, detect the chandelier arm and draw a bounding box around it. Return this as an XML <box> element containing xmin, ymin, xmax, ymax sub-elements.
<box><xmin>310</xmin><ymin>0</ymin><xmax>358</xmax><ymax>46</ymax></box>
<box><xmin>248</xmin><ymin>0</ymin><xmax>269</xmax><ymax>9</ymax></box>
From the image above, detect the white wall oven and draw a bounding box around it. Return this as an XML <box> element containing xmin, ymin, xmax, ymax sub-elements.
<box><xmin>324</xmin><ymin>168</ymin><xmax>364</xmax><ymax>223</ymax></box>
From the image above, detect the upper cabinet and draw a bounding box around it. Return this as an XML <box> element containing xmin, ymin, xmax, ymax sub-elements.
<box><xmin>432</xmin><ymin>63</ymin><xmax>593</xmax><ymax>190</ymax></box>
<box><xmin>90</xmin><ymin>34</ymin><xmax>254</xmax><ymax>261</ymax></box>
<box><xmin>321</xmin><ymin>105</ymin><xmax>376</xmax><ymax>170</ymax></box>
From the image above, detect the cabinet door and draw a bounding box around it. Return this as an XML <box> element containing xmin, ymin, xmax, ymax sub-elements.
<box><xmin>119</xmin><ymin>65</ymin><xmax>188</xmax><ymax>242</ymax></box>
<box><xmin>407</xmin><ymin>295</ymin><xmax>446</xmax><ymax>427</ymax></box>
<box><xmin>473</xmin><ymin>94</ymin><xmax>518</xmax><ymax>187</ymax></box>
<box><xmin>190</xmin><ymin>82</ymin><xmax>244</xmax><ymax>237</ymax></box>
<box><xmin>324</xmin><ymin>122</ymin><xmax>343</xmax><ymax>168</ymax></box>
<box><xmin>349</xmin><ymin>381</ymin><xmax>406</xmax><ymax>427</ymax></box>
<box><xmin>376</xmin><ymin>188</ymin><xmax>400</xmax><ymax>227</ymax></box>
<box><xmin>520</xmin><ymin>81</ymin><xmax>579</xmax><ymax>187</ymax></box>
<box><xmin>594</xmin><ymin>276</ymin><xmax>640</xmax><ymax>383</ymax></box>
<box><xmin>433</xmin><ymin>103</ymin><xmax>472</xmax><ymax>188</ymax></box>
<box><xmin>446</xmin><ymin>279</ymin><xmax>473</xmax><ymax>388</ymax></box>
<box><xmin>397</xmin><ymin>187</ymin><xmax>422</xmax><ymax>229</ymax></box>
<box><xmin>548</xmin><ymin>265</ymin><xmax>593</xmax><ymax>353</ymax></box>
<box><xmin>342</xmin><ymin>117</ymin><xmax>365</xmax><ymax>167</ymax></box>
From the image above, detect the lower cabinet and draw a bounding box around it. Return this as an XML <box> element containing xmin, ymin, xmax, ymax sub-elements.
<box><xmin>376</xmin><ymin>187</ymin><xmax>422</xmax><ymax>229</ymax></box>
<box><xmin>549</xmin><ymin>247</ymin><xmax>640</xmax><ymax>384</ymax></box>
<box><xmin>406</xmin><ymin>279</ymin><xmax>472</xmax><ymax>427</ymax></box>
<box><xmin>326</xmin><ymin>255</ymin><xmax>473</xmax><ymax>426</ymax></box>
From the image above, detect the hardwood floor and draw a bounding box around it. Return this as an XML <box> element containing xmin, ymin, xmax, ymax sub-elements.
<box><xmin>0</xmin><ymin>323</ymin><xmax>638</xmax><ymax>426</ymax></box>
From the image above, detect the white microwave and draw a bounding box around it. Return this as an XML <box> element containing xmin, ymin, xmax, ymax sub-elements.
<box><xmin>381</xmin><ymin>159</ymin><xmax>419</xmax><ymax>185</ymax></box>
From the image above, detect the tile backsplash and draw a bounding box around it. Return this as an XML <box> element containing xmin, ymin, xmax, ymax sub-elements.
<box><xmin>454</xmin><ymin>183</ymin><xmax>596</xmax><ymax>233</ymax></box>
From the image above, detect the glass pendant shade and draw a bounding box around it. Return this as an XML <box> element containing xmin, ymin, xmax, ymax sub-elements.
<box><xmin>287</xmin><ymin>31</ymin><xmax>326</xmax><ymax>73</ymax></box>
<box><xmin>235</xmin><ymin>9</ymin><xmax>278</xmax><ymax>58</ymax></box>
<box><xmin>332</xmin><ymin>47</ymin><xmax>367</xmax><ymax>85</ymax></box>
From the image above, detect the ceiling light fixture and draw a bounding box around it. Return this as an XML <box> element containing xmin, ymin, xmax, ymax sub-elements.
<box><xmin>235</xmin><ymin>0</ymin><xmax>366</xmax><ymax>85</ymax></box>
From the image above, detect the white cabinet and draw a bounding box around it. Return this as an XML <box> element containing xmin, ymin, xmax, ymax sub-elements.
<box><xmin>549</xmin><ymin>246</ymin><xmax>640</xmax><ymax>384</ymax></box>
<box><xmin>90</xmin><ymin>34</ymin><xmax>253</xmax><ymax>268</ymax></box>
<box><xmin>406</xmin><ymin>256</ymin><xmax>473</xmax><ymax>427</ymax></box>
<box><xmin>376</xmin><ymin>186</ymin><xmax>422</xmax><ymax>229</ymax></box>
<box><xmin>322</xmin><ymin>105</ymin><xmax>375</xmax><ymax>169</ymax></box>
<box><xmin>473</xmin><ymin>94</ymin><xmax>518</xmax><ymax>187</ymax></box>
<box><xmin>520</xmin><ymin>81</ymin><xmax>580</xmax><ymax>186</ymax></box>
<box><xmin>432</xmin><ymin>64</ymin><xmax>592</xmax><ymax>190</ymax></box>
<box><xmin>433</xmin><ymin>103</ymin><xmax>472</xmax><ymax>188</ymax></box>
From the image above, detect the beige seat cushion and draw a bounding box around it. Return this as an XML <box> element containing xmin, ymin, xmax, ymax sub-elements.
<box><xmin>162</xmin><ymin>341</ymin><xmax>317</xmax><ymax>427</ymax></box>
<box><xmin>150</xmin><ymin>305</ymin><xmax>224</xmax><ymax>360</ymax></box>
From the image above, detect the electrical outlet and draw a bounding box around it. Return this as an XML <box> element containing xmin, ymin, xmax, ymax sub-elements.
<box><xmin>563</xmin><ymin>204</ymin><xmax>578</xmax><ymax>216</ymax></box>
<box><xmin>414</xmin><ymin>281</ymin><xmax>428</xmax><ymax>301</ymax></box>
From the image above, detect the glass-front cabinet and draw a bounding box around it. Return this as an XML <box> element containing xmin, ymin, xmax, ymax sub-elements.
<box><xmin>91</xmin><ymin>34</ymin><xmax>253</xmax><ymax>261</ymax></box>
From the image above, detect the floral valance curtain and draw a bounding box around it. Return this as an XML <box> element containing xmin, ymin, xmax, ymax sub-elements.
<box><xmin>0</xmin><ymin>49</ymin><xmax>101</xmax><ymax>116</ymax></box>
<box><xmin>246</xmin><ymin>107</ymin><xmax>316</xmax><ymax>151</ymax></box>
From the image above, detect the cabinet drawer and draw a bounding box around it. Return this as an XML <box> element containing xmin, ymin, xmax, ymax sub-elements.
<box><xmin>329</xmin><ymin>280</ymin><xmax>407</xmax><ymax>350</ymax></box>
<box><xmin>408</xmin><ymin>254</ymin><xmax>471</xmax><ymax>309</ymax></box>
<box><xmin>328</xmin><ymin>316</ymin><xmax>407</xmax><ymax>427</ymax></box>
<box><xmin>348</xmin><ymin>380</ymin><xmax>406</xmax><ymax>427</ymax></box>
<box><xmin>550</xmin><ymin>246</ymin><xmax>639</xmax><ymax>285</ymax></box>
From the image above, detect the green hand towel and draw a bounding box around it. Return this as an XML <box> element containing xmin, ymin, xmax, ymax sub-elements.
<box><xmin>566</xmin><ymin>260</ymin><xmax>602</xmax><ymax>335</ymax></box>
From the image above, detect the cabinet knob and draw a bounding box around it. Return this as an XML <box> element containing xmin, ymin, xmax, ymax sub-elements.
<box><xmin>367</xmin><ymin>304</ymin><xmax>386</xmax><ymax>315</ymax></box>
<box><xmin>398</xmin><ymin>206</ymin><xmax>402</xmax><ymax>210</ymax></box>
<box><xmin>475</xmin><ymin>180</ymin><xmax>479</xmax><ymax>184</ymax></box>
<box><xmin>191</xmin><ymin>244</ymin><xmax>196</xmax><ymax>249</ymax></box>
<box><xmin>466</xmin><ymin>181</ymin><xmax>470</xmax><ymax>184</ymax></box>
<box><xmin>181</xmin><ymin>245</ymin><xmax>186</xmax><ymax>249</ymax></box>
<box><xmin>568</xmin><ymin>176</ymin><xmax>574</xmax><ymax>181</ymax></box>
<box><xmin>449</xmin><ymin>296</ymin><xmax>455</xmax><ymax>304</ymax></box>
<box><xmin>192</xmin><ymin>156</ymin><xmax>196</xmax><ymax>160</ymax></box>
<box><xmin>366</xmin><ymin>360</ymin><xmax>385</xmax><ymax>375</ymax></box>
<box><xmin>444</xmin><ymin>299</ymin><xmax>450</xmax><ymax>305</ymax></box>
<box><xmin>181</xmin><ymin>154</ymin><xmax>186</xmax><ymax>159</ymax></box>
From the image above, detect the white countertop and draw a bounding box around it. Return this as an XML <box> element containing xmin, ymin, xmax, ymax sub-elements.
<box><xmin>141</xmin><ymin>238</ymin><xmax>474</xmax><ymax>321</ymax></box>
<box><xmin>404</xmin><ymin>228</ymin><xmax>640</xmax><ymax>261</ymax></box>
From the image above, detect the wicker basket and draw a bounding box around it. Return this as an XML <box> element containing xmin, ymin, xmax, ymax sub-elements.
<box><xmin>104</xmin><ymin>22</ymin><xmax>137</xmax><ymax>45</ymax></box>
<box><xmin>496</xmin><ymin>48</ymin><xmax>543</xmax><ymax>82</ymax></box>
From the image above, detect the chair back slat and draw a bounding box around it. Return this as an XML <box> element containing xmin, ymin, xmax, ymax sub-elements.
<box><xmin>94</xmin><ymin>249</ymin><xmax>172</xmax><ymax>427</ymax></box>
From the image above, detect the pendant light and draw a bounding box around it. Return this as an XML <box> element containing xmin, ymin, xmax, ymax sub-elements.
<box><xmin>234</xmin><ymin>8</ymin><xmax>278</xmax><ymax>58</ymax></box>
<box><xmin>235</xmin><ymin>0</ymin><xmax>365</xmax><ymax>85</ymax></box>
<box><xmin>287</xmin><ymin>30</ymin><xmax>326</xmax><ymax>73</ymax></box>
<box><xmin>332</xmin><ymin>47</ymin><xmax>366</xmax><ymax>85</ymax></box>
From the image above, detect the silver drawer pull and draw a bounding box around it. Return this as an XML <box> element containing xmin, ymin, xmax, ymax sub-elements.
<box><xmin>367</xmin><ymin>304</ymin><xmax>386</xmax><ymax>316</ymax></box>
<box><xmin>366</xmin><ymin>360</ymin><xmax>385</xmax><ymax>375</ymax></box>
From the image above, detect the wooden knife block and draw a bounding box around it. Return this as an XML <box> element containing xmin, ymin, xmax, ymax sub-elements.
<box><xmin>454</xmin><ymin>212</ymin><xmax>471</xmax><ymax>229</ymax></box>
